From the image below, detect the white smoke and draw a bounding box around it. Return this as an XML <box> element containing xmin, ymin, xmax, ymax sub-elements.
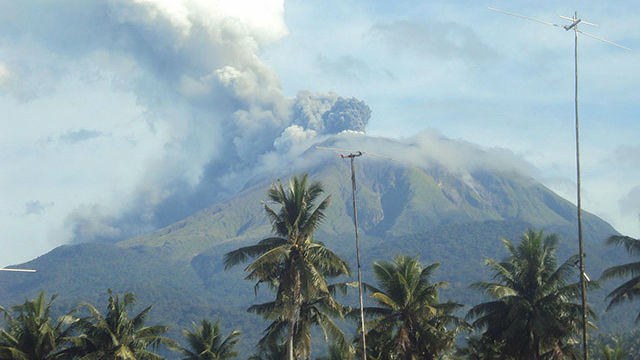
<box><xmin>0</xmin><ymin>1</ymin><xmax>530</xmax><ymax>249</ymax></box>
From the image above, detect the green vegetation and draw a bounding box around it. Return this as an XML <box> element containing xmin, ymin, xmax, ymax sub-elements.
<box><xmin>171</xmin><ymin>319</ymin><xmax>241</xmax><ymax>360</ymax></box>
<box><xmin>0</xmin><ymin>291</ymin><xmax>75</xmax><ymax>360</ymax></box>
<box><xmin>360</xmin><ymin>256</ymin><xmax>468</xmax><ymax>359</ymax></box>
<box><xmin>1</xmin><ymin>169</ymin><xmax>639</xmax><ymax>359</ymax></box>
<box><xmin>224</xmin><ymin>175</ymin><xmax>350</xmax><ymax>360</ymax></box>
<box><xmin>601</xmin><ymin>235</ymin><xmax>640</xmax><ymax>321</ymax></box>
<box><xmin>589</xmin><ymin>331</ymin><xmax>640</xmax><ymax>360</ymax></box>
<box><xmin>66</xmin><ymin>289</ymin><xmax>174</xmax><ymax>360</ymax></box>
<box><xmin>0</xmin><ymin>291</ymin><xmax>240</xmax><ymax>360</ymax></box>
<box><xmin>4</xmin><ymin>229</ymin><xmax>639</xmax><ymax>359</ymax></box>
<box><xmin>467</xmin><ymin>230</ymin><xmax>595</xmax><ymax>360</ymax></box>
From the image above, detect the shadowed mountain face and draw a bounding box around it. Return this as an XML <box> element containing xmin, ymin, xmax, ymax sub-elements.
<box><xmin>0</xmin><ymin>135</ymin><xmax>629</xmax><ymax>356</ymax></box>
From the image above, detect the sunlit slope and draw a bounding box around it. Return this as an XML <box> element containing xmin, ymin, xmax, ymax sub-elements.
<box><xmin>118</xmin><ymin>142</ymin><xmax>612</xmax><ymax>261</ymax></box>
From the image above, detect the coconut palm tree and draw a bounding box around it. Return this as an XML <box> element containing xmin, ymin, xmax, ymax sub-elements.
<box><xmin>601</xmin><ymin>235</ymin><xmax>640</xmax><ymax>322</ymax></box>
<box><xmin>247</xmin><ymin>341</ymin><xmax>287</xmax><ymax>360</ymax></box>
<box><xmin>454</xmin><ymin>335</ymin><xmax>504</xmax><ymax>360</ymax></box>
<box><xmin>67</xmin><ymin>289</ymin><xmax>173</xmax><ymax>360</ymax></box>
<box><xmin>0</xmin><ymin>291</ymin><xmax>76</xmax><ymax>360</ymax></box>
<box><xmin>599</xmin><ymin>344</ymin><xmax>629</xmax><ymax>360</ymax></box>
<box><xmin>314</xmin><ymin>343</ymin><xmax>354</xmax><ymax>360</ymax></box>
<box><xmin>361</xmin><ymin>255</ymin><xmax>467</xmax><ymax>360</ymax></box>
<box><xmin>224</xmin><ymin>174</ymin><xmax>350</xmax><ymax>360</ymax></box>
<box><xmin>467</xmin><ymin>229</ymin><xmax>594</xmax><ymax>360</ymax></box>
<box><xmin>172</xmin><ymin>319</ymin><xmax>240</xmax><ymax>360</ymax></box>
<box><xmin>247</xmin><ymin>283</ymin><xmax>349</xmax><ymax>360</ymax></box>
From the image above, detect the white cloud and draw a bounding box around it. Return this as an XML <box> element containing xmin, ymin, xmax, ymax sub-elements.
<box><xmin>273</xmin><ymin>125</ymin><xmax>317</xmax><ymax>152</ymax></box>
<box><xmin>0</xmin><ymin>61</ymin><xmax>10</xmax><ymax>89</ymax></box>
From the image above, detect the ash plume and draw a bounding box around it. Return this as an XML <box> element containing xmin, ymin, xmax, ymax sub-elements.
<box><xmin>0</xmin><ymin>1</ymin><xmax>529</xmax><ymax>246</ymax></box>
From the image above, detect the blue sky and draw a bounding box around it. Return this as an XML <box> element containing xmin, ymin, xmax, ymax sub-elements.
<box><xmin>0</xmin><ymin>0</ymin><xmax>638</xmax><ymax>267</ymax></box>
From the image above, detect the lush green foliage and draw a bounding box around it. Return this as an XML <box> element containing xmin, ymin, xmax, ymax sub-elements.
<box><xmin>361</xmin><ymin>255</ymin><xmax>468</xmax><ymax>360</ymax></box>
<box><xmin>314</xmin><ymin>343</ymin><xmax>354</xmax><ymax>360</ymax></box>
<box><xmin>224</xmin><ymin>174</ymin><xmax>350</xmax><ymax>360</ymax></box>
<box><xmin>66</xmin><ymin>289</ymin><xmax>174</xmax><ymax>360</ymax></box>
<box><xmin>246</xmin><ymin>341</ymin><xmax>287</xmax><ymax>360</ymax></box>
<box><xmin>601</xmin><ymin>235</ymin><xmax>640</xmax><ymax>321</ymax></box>
<box><xmin>247</xmin><ymin>285</ymin><xmax>349</xmax><ymax>360</ymax></box>
<box><xmin>171</xmin><ymin>319</ymin><xmax>240</xmax><ymax>360</ymax></box>
<box><xmin>0</xmin><ymin>291</ymin><xmax>75</xmax><ymax>360</ymax></box>
<box><xmin>589</xmin><ymin>331</ymin><xmax>640</xmax><ymax>360</ymax></box>
<box><xmin>0</xmin><ymin>292</ymin><xmax>242</xmax><ymax>360</ymax></box>
<box><xmin>454</xmin><ymin>335</ymin><xmax>504</xmax><ymax>360</ymax></box>
<box><xmin>467</xmin><ymin>229</ymin><xmax>594</xmax><ymax>360</ymax></box>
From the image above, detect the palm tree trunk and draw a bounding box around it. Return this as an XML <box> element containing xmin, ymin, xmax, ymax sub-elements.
<box><xmin>533</xmin><ymin>332</ymin><xmax>540</xmax><ymax>360</ymax></box>
<box><xmin>288</xmin><ymin>267</ymin><xmax>302</xmax><ymax>360</ymax></box>
<box><xmin>288</xmin><ymin>317</ymin><xmax>295</xmax><ymax>360</ymax></box>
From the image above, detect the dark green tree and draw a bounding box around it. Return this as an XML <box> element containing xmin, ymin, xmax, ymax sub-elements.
<box><xmin>601</xmin><ymin>235</ymin><xmax>640</xmax><ymax>322</ymax></box>
<box><xmin>0</xmin><ymin>291</ymin><xmax>76</xmax><ymax>360</ymax></box>
<box><xmin>314</xmin><ymin>342</ymin><xmax>354</xmax><ymax>360</ymax></box>
<box><xmin>67</xmin><ymin>290</ymin><xmax>173</xmax><ymax>360</ymax></box>
<box><xmin>246</xmin><ymin>341</ymin><xmax>286</xmax><ymax>360</ymax></box>
<box><xmin>589</xmin><ymin>331</ymin><xmax>639</xmax><ymax>360</ymax></box>
<box><xmin>454</xmin><ymin>336</ymin><xmax>505</xmax><ymax>360</ymax></box>
<box><xmin>361</xmin><ymin>255</ymin><xmax>467</xmax><ymax>360</ymax></box>
<box><xmin>598</xmin><ymin>344</ymin><xmax>629</xmax><ymax>360</ymax></box>
<box><xmin>224</xmin><ymin>174</ymin><xmax>350</xmax><ymax>360</ymax></box>
<box><xmin>172</xmin><ymin>319</ymin><xmax>240</xmax><ymax>360</ymax></box>
<box><xmin>247</xmin><ymin>284</ymin><xmax>349</xmax><ymax>360</ymax></box>
<box><xmin>467</xmin><ymin>229</ymin><xmax>593</xmax><ymax>360</ymax></box>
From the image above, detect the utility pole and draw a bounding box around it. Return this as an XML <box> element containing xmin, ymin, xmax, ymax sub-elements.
<box><xmin>342</xmin><ymin>151</ymin><xmax>367</xmax><ymax>360</ymax></box>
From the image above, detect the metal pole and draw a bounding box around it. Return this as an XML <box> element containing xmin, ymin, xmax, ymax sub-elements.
<box><xmin>573</xmin><ymin>11</ymin><xmax>589</xmax><ymax>360</ymax></box>
<box><xmin>0</xmin><ymin>268</ymin><xmax>36</xmax><ymax>272</ymax></box>
<box><xmin>347</xmin><ymin>152</ymin><xmax>367</xmax><ymax>360</ymax></box>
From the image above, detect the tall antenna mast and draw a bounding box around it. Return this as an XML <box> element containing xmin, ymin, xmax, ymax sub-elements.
<box><xmin>489</xmin><ymin>7</ymin><xmax>630</xmax><ymax>360</ymax></box>
<box><xmin>342</xmin><ymin>151</ymin><xmax>368</xmax><ymax>360</ymax></box>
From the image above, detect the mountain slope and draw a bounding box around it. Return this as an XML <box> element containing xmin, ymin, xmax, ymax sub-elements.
<box><xmin>0</xmin><ymin>135</ymin><xmax>629</xmax><ymax>356</ymax></box>
<box><xmin>119</xmin><ymin>139</ymin><xmax>613</xmax><ymax>262</ymax></box>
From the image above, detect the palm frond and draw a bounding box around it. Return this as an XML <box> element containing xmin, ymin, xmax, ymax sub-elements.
<box><xmin>601</xmin><ymin>261</ymin><xmax>640</xmax><ymax>281</ymax></box>
<box><xmin>607</xmin><ymin>235</ymin><xmax>640</xmax><ymax>256</ymax></box>
<box><xmin>605</xmin><ymin>276</ymin><xmax>640</xmax><ymax>310</ymax></box>
<box><xmin>244</xmin><ymin>245</ymin><xmax>290</xmax><ymax>281</ymax></box>
<box><xmin>224</xmin><ymin>237</ymin><xmax>288</xmax><ymax>269</ymax></box>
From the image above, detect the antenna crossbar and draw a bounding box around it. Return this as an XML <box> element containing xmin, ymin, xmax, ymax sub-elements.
<box><xmin>0</xmin><ymin>268</ymin><xmax>36</xmax><ymax>272</ymax></box>
<box><xmin>488</xmin><ymin>7</ymin><xmax>560</xmax><ymax>27</ymax></box>
<box><xmin>578</xmin><ymin>30</ymin><xmax>631</xmax><ymax>50</ymax></box>
<box><xmin>560</xmin><ymin>15</ymin><xmax>598</xmax><ymax>26</ymax></box>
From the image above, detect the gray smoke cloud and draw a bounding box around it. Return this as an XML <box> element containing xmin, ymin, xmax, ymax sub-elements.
<box><xmin>65</xmin><ymin>89</ymin><xmax>372</xmax><ymax>243</ymax></box>
<box><xmin>291</xmin><ymin>91</ymin><xmax>371</xmax><ymax>135</ymax></box>
<box><xmin>58</xmin><ymin>129</ymin><xmax>105</xmax><ymax>144</ymax></box>
<box><xmin>322</xmin><ymin>97</ymin><xmax>371</xmax><ymax>134</ymax></box>
<box><xmin>23</xmin><ymin>200</ymin><xmax>54</xmax><ymax>216</ymax></box>
<box><xmin>0</xmin><ymin>1</ymin><xmax>522</xmax><ymax>246</ymax></box>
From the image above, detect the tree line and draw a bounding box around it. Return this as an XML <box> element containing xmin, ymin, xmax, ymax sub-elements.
<box><xmin>2</xmin><ymin>174</ymin><xmax>639</xmax><ymax>359</ymax></box>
